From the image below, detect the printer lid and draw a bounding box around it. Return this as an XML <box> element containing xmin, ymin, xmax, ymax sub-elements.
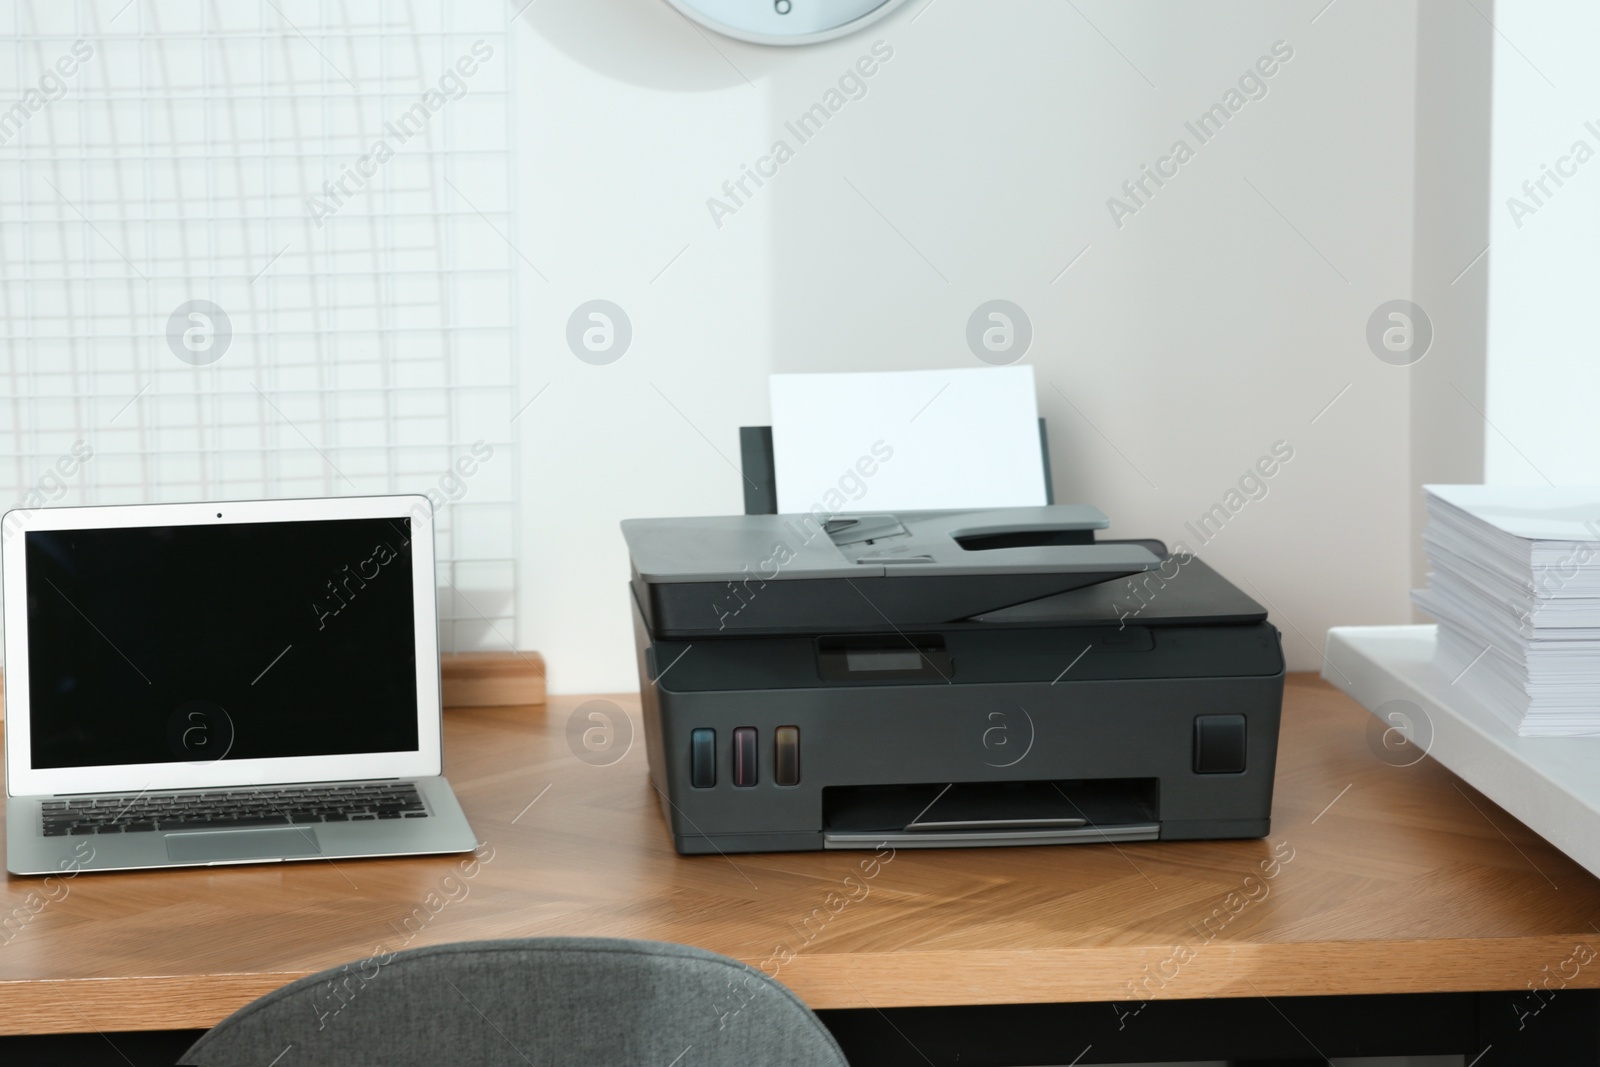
<box><xmin>622</xmin><ymin>505</ymin><xmax>1160</xmax><ymax>582</ymax></box>
<box><xmin>621</xmin><ymin>506</ymin><xmax>1270</xmax><ymax>637</ymax></box>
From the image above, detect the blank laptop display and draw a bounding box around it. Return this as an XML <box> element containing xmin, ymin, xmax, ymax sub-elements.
<box><xmin>26</xmin><ymin>518</ymin><xmax>418</xmax><ymax>769</ymax></box>
<box><xmin>2</xmin><ymin>496</ymin><xmax>478</xmax><ymax>875</ymax></box>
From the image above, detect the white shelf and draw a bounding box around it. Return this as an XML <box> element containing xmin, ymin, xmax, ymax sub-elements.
<box><xmin>1323</xmin><ymin>624</ymin><xmax>1600</xmax><ymax>880</ymax></box>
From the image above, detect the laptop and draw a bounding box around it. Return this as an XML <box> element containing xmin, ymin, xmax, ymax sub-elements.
<box><xmin>2</xmin><ymin>495</ymin><xmax>479</xmax><ymax>874</ymax></box>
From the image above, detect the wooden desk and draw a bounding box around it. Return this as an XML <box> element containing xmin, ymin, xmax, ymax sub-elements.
<box><xmin>1</xmin><ymin>674</ymin><xmax>1598</xmax><ymax>1044</ymax></box>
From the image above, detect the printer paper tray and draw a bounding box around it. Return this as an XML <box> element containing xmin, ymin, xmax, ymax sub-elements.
<box><xmin>821</xmin><ymin>778</ymin><xmax>1159</xmax><ymax>844</ymax></box>
<box><xmin>824</xmin><ymin>824</ymin><xmax>1161</xmax><ymax>849</ymax></box>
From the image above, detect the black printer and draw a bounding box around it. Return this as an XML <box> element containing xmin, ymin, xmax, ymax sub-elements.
<box><xmin>622</xmin><ymin>505</ymin><xmax>1284</xmax><ymax>855</ymax></box>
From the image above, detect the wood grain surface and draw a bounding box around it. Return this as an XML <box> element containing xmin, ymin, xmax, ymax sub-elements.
<box><xmin>0</xmin><ymin>673</ymin><xmax>1597</xmax><ymax>1036</ymax></box>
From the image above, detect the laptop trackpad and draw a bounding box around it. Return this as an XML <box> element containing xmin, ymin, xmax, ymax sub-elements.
<box><xmin>166</xmin><ymin>827</ymin><xmax>322</xmax><ymax>863</ymax></box>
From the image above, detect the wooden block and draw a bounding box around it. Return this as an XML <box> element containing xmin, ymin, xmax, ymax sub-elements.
<box><xmin>0</xmin><ymin>651</ymin><xmax>548</xmax><ymax>720</ymax></box>
<box><xmin>440</xmin><ymin>651</ymin><xmax>546</xmax><ymax>708</ymax></box>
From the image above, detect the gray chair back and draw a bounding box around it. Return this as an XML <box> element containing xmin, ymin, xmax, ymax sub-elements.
<box><xmin>180</xmin><ymin>937</ymin><xmax>850</xmax><ymax>1067</ymax></box>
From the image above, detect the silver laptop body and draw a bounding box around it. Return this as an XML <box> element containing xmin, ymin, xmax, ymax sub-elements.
<box><xmin>2</xmin><ymin>495</ymin><xmax>478</xmax><ymax>874</ymax></box>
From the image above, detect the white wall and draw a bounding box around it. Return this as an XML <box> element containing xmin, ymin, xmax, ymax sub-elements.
<box><xmin>516</xmin><ymin>0</ymin><xmax>1426</xmax><ymax>693</ymax></box>
<box><xmin>1484</xmin><ymin>0</ymin><xmax>1600</xmax><ymax>484</ymax></box>
<box><xmin>515</xmin><ymin>0</ymin><xmax>773</xmax><ymax>692</ymax></box>
<box><xmin>1409</xmin><ymin>0</ymin><xmax>1491</xmax><ymax>590</ymax></box>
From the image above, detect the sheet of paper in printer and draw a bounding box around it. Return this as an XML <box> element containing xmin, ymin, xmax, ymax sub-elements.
<box><xmin>769</xmin><ymin>366</ymin><xmax>1049</xmax><ymax>514</ymax></box>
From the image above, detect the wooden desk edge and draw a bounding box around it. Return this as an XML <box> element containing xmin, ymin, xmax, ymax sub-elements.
<box><xmin>1</xmin><ymin>675</ymin><xmax>1594</xmax><ymax>1036</ymax></box>
<box><xmin>2</xmin><ymin>937</ymin><xmax>1592</xmax><ymax>1036</ymax></box>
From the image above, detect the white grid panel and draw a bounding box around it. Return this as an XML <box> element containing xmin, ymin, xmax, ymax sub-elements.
<box><xmin>0</xmin><ymin>0</ymin><xmax>520</xmax><ymax>654</ymax></box>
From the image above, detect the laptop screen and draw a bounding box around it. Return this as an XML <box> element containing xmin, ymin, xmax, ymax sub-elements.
<box><xmin>23</xmin><ymin>517</ymin><xmax>420</xmax><ymax>770</ymax></box>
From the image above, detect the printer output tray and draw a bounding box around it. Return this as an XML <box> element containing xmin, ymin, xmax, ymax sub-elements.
<box><xmin>822</xmin><ymin>779</ymin><xmax>1161</xmax><ymax>849</ymax></box>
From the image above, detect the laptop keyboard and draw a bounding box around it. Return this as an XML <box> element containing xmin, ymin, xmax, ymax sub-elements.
<box><xmin>41</xmin><ymin>783</ymin><xmax>427</xmax><ymax>837</ymax></box>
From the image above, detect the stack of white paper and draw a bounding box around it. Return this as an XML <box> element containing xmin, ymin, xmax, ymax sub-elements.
<box><xmin>1412</xmin><ymin>485</ymin><xmax>1600</xmax><ymax>735</ymax></box>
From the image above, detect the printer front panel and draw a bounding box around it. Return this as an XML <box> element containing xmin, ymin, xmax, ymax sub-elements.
<box><xmin>644</xmin><ymin>662</ymin><xmax>1284</xmax><ymax>855</ymax></box>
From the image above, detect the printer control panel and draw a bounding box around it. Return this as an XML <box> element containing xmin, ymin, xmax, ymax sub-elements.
<box><xmin>815</xmin><ymin>634</ymin><xmax>951</xmax><ymax>682</ymax></box>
